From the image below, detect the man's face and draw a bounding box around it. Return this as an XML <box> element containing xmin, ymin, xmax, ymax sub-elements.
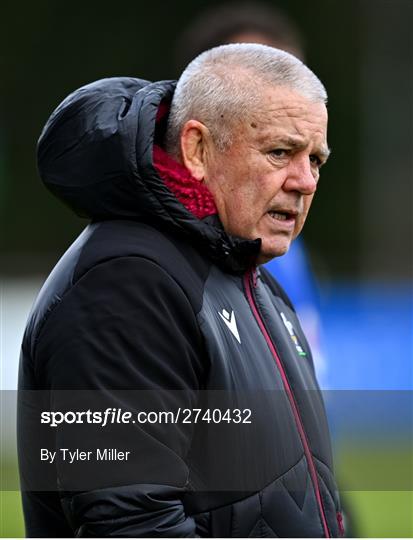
<box><xmin>203</xmin><ymin>86</ymin><xmax>329</xmax><ymax>264</ymax></box>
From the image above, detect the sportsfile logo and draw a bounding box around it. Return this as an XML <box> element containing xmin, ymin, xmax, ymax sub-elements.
<box><xmin>219</xmin><ymin>309</ymin><xmax>241</xmax><ymax>344</ymax></box>
<box><xmin>280</xmin><ymin>312</ymin><xmax>307</xmax><ymax>357</ymax></box>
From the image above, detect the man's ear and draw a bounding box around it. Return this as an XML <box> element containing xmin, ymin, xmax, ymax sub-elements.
<box><xmin>180</xmin><ymin>120</ymin><xmax>211</xmax><ymax>181</ymax></box>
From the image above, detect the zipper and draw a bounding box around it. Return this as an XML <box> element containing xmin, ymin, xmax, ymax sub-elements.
<box><xmin>243</xmin><ymin>268</ymin><xmax>330</xmax><ymax>538</ymax></box>
<box><xmin>337</xmin><ymin>511</ymin><xmax>345</xmax><ymax>537</ymax></box>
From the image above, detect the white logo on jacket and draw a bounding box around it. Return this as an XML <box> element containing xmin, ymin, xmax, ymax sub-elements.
<box><xmin>218</xmin><ymin>309</ymin><xmax>241</xmax><ymax>344</ymax></box>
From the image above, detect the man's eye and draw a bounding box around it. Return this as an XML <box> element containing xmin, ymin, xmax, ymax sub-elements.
<box><xmin>270</xmin><ymin>149</ymin><xmax>288</xmax><ymax>157</ymax></box>
<box><xmin>310</xmin><ymin>155</ymin><xmax>322</xmax><ymax>166</ymax></box>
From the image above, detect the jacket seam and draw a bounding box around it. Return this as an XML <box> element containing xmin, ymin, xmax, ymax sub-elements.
<box><xmin>315</xmin><ymin>472</ymin><xmax>338</xmax><ymax>535</ymax></box>
<box><xmin>187</xmin><ymin>453</ymin><xmax>306</xmax><ymax>518</ymax></box>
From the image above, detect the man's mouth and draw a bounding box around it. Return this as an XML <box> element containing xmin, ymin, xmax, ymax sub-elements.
<box><xmin>268</xmin><ymin>211</ymin><xmax>289</xmax><ymax>221</ymax></box>
<box><xmin>267</xmin><ymin>210</ymin><xmax>297</xmax><ymax>222</ymax></box>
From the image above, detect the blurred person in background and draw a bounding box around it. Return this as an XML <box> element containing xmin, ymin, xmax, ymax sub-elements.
<box><xmin>174</xmin><ymin>1</ymin><xmax>329</xmax><ymax>388</ymax></box>
<box><xmin>18</xmin><ymin>44</ymin><xmax>343</xmax><ymax>537</ymax></box>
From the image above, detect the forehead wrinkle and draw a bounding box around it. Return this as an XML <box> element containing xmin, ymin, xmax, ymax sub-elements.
<box><xmin>254</xmin><ymin>109</ymin><xmax>327</xmax><ymax>134</ymax></box>
<box><xmin>245</xmin><ymin>94</ymin><xmax>328</xmax><ymax>152</ymax></box>
<box><xmin>255</xmin><ymin>106</ymin><xmax>307</xmax><ymax>123</ymax></box>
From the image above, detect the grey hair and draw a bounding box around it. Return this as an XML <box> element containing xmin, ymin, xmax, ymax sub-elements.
<box><xmin>165</xmin><ymin>43</ymin><xmax>327</xmax><ymax>157</ymax></box>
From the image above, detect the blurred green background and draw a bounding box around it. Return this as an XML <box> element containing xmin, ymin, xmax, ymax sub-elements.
<box><xmin>1</xmin><ymin>0</ymin><xmax>412</xmax><ymax>537</ymax></box>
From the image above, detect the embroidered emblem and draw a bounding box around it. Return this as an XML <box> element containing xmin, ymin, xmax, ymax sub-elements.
<box><xmin>280</xmin><ymin>312</ymin><xmax>307</xmax><ymax>356</ymax></box>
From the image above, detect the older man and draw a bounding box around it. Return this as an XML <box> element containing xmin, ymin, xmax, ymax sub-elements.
<box><xmin>18</xmin><ymin>44</ymin><xmax>343</xmax><ymax>537</ymax></box>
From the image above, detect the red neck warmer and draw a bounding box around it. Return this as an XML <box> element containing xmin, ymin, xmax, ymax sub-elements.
<box><xmin>153</xmin><ymin>145</ymin><xmax>217</xmax><ymax>220</ymax></box>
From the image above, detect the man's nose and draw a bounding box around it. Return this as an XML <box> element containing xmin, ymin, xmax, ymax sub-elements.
<box><xmin>283</xmin><ymin>154</ymin><xmax>318</xmax><ymax>195</ymax></box>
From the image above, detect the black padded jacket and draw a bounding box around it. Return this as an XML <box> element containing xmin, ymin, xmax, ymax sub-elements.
<box><xmin>18</xmin><ymin>77</ymin><xmax>343</xmax><ymax>538</ymax></box>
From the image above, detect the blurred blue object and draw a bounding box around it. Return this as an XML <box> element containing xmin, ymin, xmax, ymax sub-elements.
<box><xmin>320</xmin><ymin>281</ymin><xmax>412</xmax><ymax>391</ymax></box>
<box><xmin>266</xmin><ymin>243</ymin><xmax>412</xmax><ymax>438</ymax></box>
<box><xmin>265</xmin><ymin>237</ymin><xmax>329</xmax><ymax>388</ymax></box>
<box><xmin>266</xmin><ymin>239</ymin><xmax>412</xmax><ymax>392</ymax></box>
<box><xmin>265</xmin><ymin>237</ymin><xmax>320</xmax><ymax>310</ymax></box>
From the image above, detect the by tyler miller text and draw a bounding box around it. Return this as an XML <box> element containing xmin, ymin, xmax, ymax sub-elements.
<box><xmin>41</xmin><ymin>448</ymin><xmax>131</xmax><ymax>463</ymax></box>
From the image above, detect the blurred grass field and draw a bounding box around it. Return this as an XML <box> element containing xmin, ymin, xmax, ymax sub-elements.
<box><xmin>344</xmin><ymin>491</ymin><xmax>413</xmax><ymax>537</ymax></box>
<box><xmin>0</xmin><ymin>492</ymin><xmax>24</xmax><ymax>538</ymax></box>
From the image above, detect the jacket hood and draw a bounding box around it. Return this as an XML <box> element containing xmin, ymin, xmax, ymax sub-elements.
<box><xmin>37</xmin><ymin>77</ymin><xmax>260</xmax><ymax>273</ymax></box>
